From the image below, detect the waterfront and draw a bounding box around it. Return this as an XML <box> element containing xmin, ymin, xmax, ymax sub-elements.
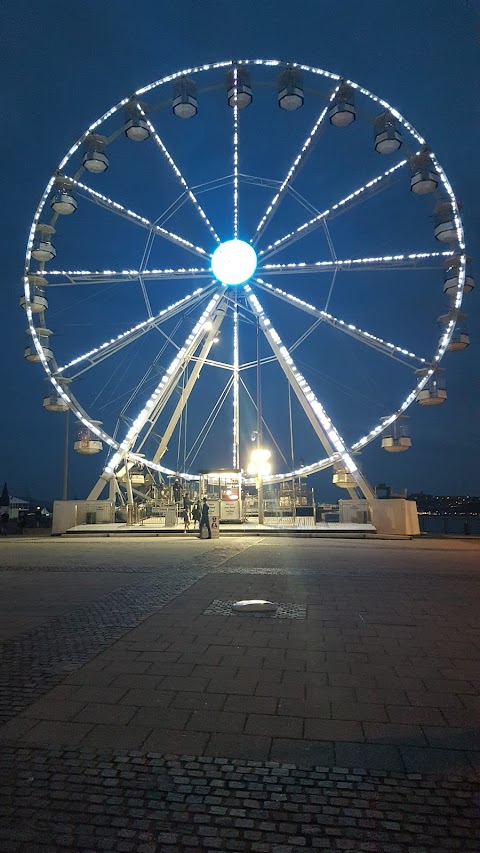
<box><xmin>418</xmin><ymin>515</ymin><xmax>480</xmax><ymax>536</ymax></box>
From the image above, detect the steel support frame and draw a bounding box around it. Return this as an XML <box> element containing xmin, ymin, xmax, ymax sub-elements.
<box><xmin>151</xmin><ymin>300</ymin><xmax>228</xmax><ymax>463</ymax></box>
<box><xmin>245</xmin><ymin>286</ymin><xmax>375</xmax><ymax>502</ymax></box>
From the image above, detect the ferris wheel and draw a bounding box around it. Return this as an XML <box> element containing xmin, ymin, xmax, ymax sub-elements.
<box><xmin>22</xmin><ymin>59</ymin><xmax>473</xmax><ymax>503</ymax></box>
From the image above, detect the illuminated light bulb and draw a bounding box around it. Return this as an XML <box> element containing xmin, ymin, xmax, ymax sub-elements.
<box><xmin>211</xmin><ymin>239</ymin><xmax>257</xmax><ymax>285</ymax></box>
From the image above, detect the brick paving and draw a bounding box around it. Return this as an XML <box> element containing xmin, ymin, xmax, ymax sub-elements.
<box><xmin>0</xmin><ymin>748</ymin><xmax>478</xmax><ymax>852</ymax></box>
<box><xmin>0</xmin><ymin>536</ymin><xmax>479</xmax><ymax>850</ymax></box>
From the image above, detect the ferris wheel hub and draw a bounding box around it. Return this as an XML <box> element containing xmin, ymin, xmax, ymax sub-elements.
<box><xmin>211</xmin><ymin>239</ymin><xmax>257</xmax><ymax>285</ymax></box>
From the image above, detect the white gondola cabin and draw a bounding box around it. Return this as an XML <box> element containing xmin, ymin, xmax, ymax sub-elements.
<box><xmin>226</xmin><ymin>67</ymin><xmax>252</xmax><ymax>108</ymax></box>
<box><xmin>74</xmin><ymin>421</ymin><xmax>103</xmax><ymax>455</ymax></box>
<box><xmin>43</xmin><ymin>379</ymin><xmax>69</xmax><ymax>412</ymax></box>
<box><xmin>381</xmin><ymin>417</ymin><xmax>412</xmax><ymax>452</ymax></box>
<box><xmin>83</xmin><ymin>134</ymin><xmax>109</xmax><ymax>173</ymax></box>
<box><xmin>434</xmin><ymin>202</ymin><xmax>457</xmax><ymax>243</ymax></box>
<box><xmin>24</xmin><ymin>328</ymin><xmax>53</xmax><ymax>362</ymax></box>
<box><xmin>438</xmin><ymin>310</ymin><xmax>470</xmax><ymax>352</ymax></box>
<box><xmin>124</xmin><ymin>100</ymin><xmax>150</xmax><ymax>141</ymax></box>
<box><xmin>20</xmin><ymin>275</ymin><xmax>48</xmax><ymax>313</ymax></box>
<box><xmin>329</xmin><ymin>82</ymin><xmax>355</xmax><ymax>127</ymax></box>
<box><xmin>173</xmin><ymin>77</ymin><xmax>198</xmax><ymax>118</ymax></box>
<box><xmin>443</xmin><ymin>256</ymin><xmax>474</xmax><ymax>295</ymax></box>
<box><xmin>374</xmin><ymin>111</ymin><xmax>402</xmax><ymax>154</ymax></box>
<box><xmin>50</xmin><ymin>187</ymin><xmax>77</xmax><ymax>215</ymax></box>
<box><xmin>410</xmin><ymin>150</ymin><xmax>438</xmax><ymax>194</ymax></box>
<box><xmin>416</xmin><ymin>369</ymin><xmax>447</xmax><ymax>406</ymax></box>
<box><xmin>332</xmin><ymin>465</ymin><xmax>357</xmax><ymax>489</ymax></box>
<box><xmin>31</xmin><ymin>224</ymin><xmax>56</xmax><ymax>261</ymax></box>
<box><xmin>278</xmin><ymin>67</ymin><xmax>304</xmax><ymax>111</ymax></box>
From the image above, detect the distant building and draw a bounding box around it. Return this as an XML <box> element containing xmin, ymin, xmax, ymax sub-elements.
<box><xmin>9</xmin><ymin>497</ymin><xmax>29</xmax><ymax>520</ymax></box>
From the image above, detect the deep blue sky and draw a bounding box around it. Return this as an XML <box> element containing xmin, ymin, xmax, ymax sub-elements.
<box><xmin>1</xmin><ymin>0</ymin><xmax>479</xmax><ymax>502</ymax></box>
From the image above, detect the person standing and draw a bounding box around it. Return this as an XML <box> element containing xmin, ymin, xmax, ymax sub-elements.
<box><xmin>0</xmin><ymin>510</ymin><xmax>8</xmax><ymax>536</ymax></box>
<box><xmin>192</xmin><ymin>500</ymin><xmax>201</xmax><ymax>530</ymax></box>
<box><xmin>182</xmin><ymin>492</ymin><xmax>191</xmax><ymax>533</ymax></box>
<box><xmin>199</xmin><ymin>497</ymin><xmax>212</xmax><ymax>539</ymax></box>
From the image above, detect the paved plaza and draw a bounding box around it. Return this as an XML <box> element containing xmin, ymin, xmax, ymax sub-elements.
<box><xmin>0</xmin><ymin>535</ymin><xmax>478</xmax><ymax>851</ymax></box>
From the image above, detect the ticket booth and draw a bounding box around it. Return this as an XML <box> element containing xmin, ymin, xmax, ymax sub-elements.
<box><xmin>199</xmin><ymin>469</ymin><xmax>243</xmax><ymax>523</ymax></box>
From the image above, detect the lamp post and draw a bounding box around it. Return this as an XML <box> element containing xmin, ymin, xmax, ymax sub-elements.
<box><xmin>62</xmin><ymin>410</ymin><xmax>69</xmax><ymax>501</ymax></box>
<box><xmin>248</xmin><ymin>447</ymin><xmax>271</xmax><ymax>525</ymax></box>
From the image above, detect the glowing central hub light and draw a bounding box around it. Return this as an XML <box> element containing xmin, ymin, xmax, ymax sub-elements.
<box><xmin>211</xmin><ymin>239</ymin><xmax>257</xmax><ymax>285</ymax></box>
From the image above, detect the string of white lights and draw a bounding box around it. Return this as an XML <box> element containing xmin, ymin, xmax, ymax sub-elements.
<box><xmin>56</xmin><ymin>286</ymin><xmax>210</xmax><ymax>373</ymax></box>
<box><xmin>244</xmin><ymin>285</ymin><xmax>375</xmax><ymax>499</ymax></box>
<box><xmin>44</xmin><ymin>267</ymin><xmax>211</xmax><ymax>284</ymax></box>
<box><xmin>254</xmin><ymin>278</ymin><xmax>427</xmax><ymax>365</ymax></box>
<box><xmin>426</xmin><ymin>153</ymin><xmax>466</xmax><ymax>313</ymax></box>
<box><xmin>135</xmin><ymin>103</ymin><xmax>220</xmax><ymax>245</ymax></box>
<box><xmin>253</xmin><ymin>82</ymin><xmax>341</xmax><ymax>242</ymax></box>
<box><xmin>248</xmin><ymin>274</ymin><xmax>439</xmax><ymax>476</ymax></box>
<box><xmin>232</xmin><ymin>66</ymin><xmax>240</xmax><ymax>239</ymax></box>
<box><xmin>233</xmin><ymin>303</ymin><xmax>239</xmax><ymax>469</ymax></box>
<box><xmin>62</xmin><ymin>176</ymin><xmax>209</xmax><ymax>259</ymax></box>
<box><xmin>259</xmin><ymin>158</ymin><xmax>410</xmax><ymax>259</ymax></box>
<box><xmin>104</xmin><ymin>290</ymin><xmax>225</xmax><ymax>476</ymax></box>
<box><xmin>260</xmin><ymin>251</ymin><xmax>453</xmax><ymax>275</ymax></box>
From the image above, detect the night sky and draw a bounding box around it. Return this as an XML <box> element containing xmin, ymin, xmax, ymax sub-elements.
<box><xmin>1</xmin><ymin>0</ymin><xmax>479</xmax><ymax>504</ymax></box>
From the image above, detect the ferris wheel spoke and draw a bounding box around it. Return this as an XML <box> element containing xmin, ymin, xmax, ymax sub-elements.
<box><xmin>252</xmin><ymin>81</ymin><xmax>341</xmax><ymax>246</ymax></box>
<box><xmin>254</xmin><ymin>278</ymin><xmax>429</xmax><ymax>368</ymax></box>
<box><xmin>135</xmin><ymin>103</ymin><xmax>221</xmax><ymax>245</ymax></box>
<box><xmin>57</xmin><ymin>285</ymin><xmax>214</xmax><ymax>378</ymax></box>
<box><xmin>244</xmin><ymin>284</ymin><xmax>375</xmax><ymax>500</ymax></box>
<box><xmin>61</xmin><ymin>175</ymin><xmax>209</xmax><ymax>260</ymax></box>
<box><xmin>259</xmin><ymin>250</ymin><xmax>454</xmax><ymax>276</ymax></box>
<box><xmin>239</xmin><ymin>376</ymin><xmax>289</xmax><ymax>467</ymax></box>
<box><xmin>110</xmin><ymin>317</ymin><xmax>185</xmax><ymax>429</ymax></box>
<box><xmin>103</xmin><ymin>287</ymin><xmax>227</xmax><ymax>475</ymax></box>
<box><xmin>184</xmin><ymin>375</ymin><xmax>234</xmax><ymax>470</ymax></box>
<box><xmin>136</xmin><ymin>292</ymin><xmax>229</xmax><ymax>462</ymax></box>
<box><xmin>232</xmin><ymin>66</ymin><xmax>240</xmax><ymax>238</ymax></box>
<box><xmin>43</xmin><ymin>267</ymin><xmax>212</xmax><ymax>286</ymax></box>
<box><xmin>258</xmin><ymin>157</ymin><xmax>410</xmax><ymax>261</ymax></box>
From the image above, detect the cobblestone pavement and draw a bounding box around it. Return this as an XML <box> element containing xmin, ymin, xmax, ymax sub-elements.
<box><xmin>0</xmin><ymin>536</ymin><xmax>479</xmax><ymax>850</ymax></box>
<box><xmin>0</xmin><ymin>748</ymin><xmax>478</xmax><ymax>853</ymax></box>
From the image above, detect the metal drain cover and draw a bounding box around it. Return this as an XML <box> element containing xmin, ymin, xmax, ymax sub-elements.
<box><xmin>232</xmin><ymin>599</ymin><xmax>276</xmax><ymax>613</ymax></box>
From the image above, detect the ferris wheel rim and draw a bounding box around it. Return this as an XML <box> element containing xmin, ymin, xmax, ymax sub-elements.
<box><xmin>23</xmin><ymin>58</ymin><xmax>466</xmax><ymax>484</ymax></box>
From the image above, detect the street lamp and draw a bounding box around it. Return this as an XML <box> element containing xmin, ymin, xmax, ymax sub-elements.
<box><xmin>248</xmin><ymin>447</ymin><xmax>271</xmax><ymax>525</ymax></box>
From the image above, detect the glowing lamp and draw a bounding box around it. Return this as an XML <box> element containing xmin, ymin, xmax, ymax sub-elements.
<box><xmin>248</xmin><ymin>447</ymin><xmax>272</xmax><ymax>477</ymax></box>
<box><xmin>211</xmin><ymin>239</ymin><xmax>257</xmax><ymax>285</ymax></box>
